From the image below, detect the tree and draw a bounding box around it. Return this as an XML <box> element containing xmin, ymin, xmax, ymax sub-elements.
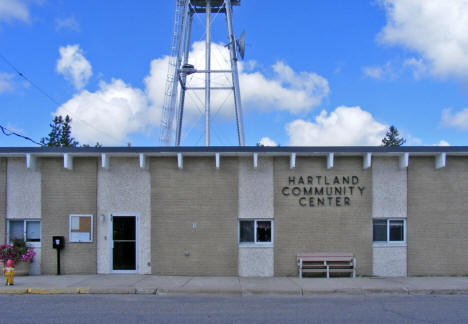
<box><xmin>381</xmin><ymin>125</ymin><xmax>406</xmax><ymax>147</ymax></box>
<box><xmin>41</xmin><ymin>115</ymin><xmax>79</xmax><ymax>147</ymax></box>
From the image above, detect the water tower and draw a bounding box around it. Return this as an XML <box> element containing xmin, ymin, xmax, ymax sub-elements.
<box><xmin>159</xmin><ymin>0</ymin><xmax>246</xmax><ymax>146</ymax></box>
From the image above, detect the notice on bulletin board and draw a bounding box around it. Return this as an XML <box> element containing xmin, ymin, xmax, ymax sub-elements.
<box><xmin>70</xmin><ymin>215</ymin><xmax>92</xmax><ymax>242</ymax></box>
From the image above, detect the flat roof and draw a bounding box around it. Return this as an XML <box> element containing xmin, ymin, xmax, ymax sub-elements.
<box><xmin>0</xmin><ymin>146</ymin><xmax>467</xmax><ymax>156</ymax></box>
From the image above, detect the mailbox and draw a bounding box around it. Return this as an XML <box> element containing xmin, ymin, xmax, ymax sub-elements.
<box><xmin>52</xmin><ymin>236</ymin><xmax>64</xmax><ymax>249</ymax></box>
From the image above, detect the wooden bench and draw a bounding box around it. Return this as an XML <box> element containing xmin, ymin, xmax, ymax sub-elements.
<box><xmin>297</xmin><ymin>253</ymin><xmax>356</xmax><ymax>278</ymax></box>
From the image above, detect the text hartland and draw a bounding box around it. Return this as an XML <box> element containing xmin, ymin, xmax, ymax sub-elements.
<box><xmin>281</xmin><ymin>175</ymin><xmax>365</xmax><ymax>207</ymax></box>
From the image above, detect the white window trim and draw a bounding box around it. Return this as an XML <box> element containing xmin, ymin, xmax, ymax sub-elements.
<box><xmin>373</xmin><ymin>218</ymin><xmax>407</xmax><ymax>247</ymax></box>
<box><xmin>238</xmin><ymin>219</ymin><xmax>274</xmax><ymax>247</ymax></box>
<box><xmin>6</xmin><ymin>219</ymin><xmax>41</xmax><ymax>248</ymax></box>
<box><xmin>69</xmin><ymin>214</ymin><xmax>93</xmax><ymax>243</ymax></box>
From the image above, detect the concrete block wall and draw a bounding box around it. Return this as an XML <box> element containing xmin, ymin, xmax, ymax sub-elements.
<box><xmin>151</xmin><ymin>157</ymin><xmax>238</xmax><ymax>276</ymax></box>
<box><xmin>97</xmin><ymin>157</ymin><xmax>151</xmax><ymax>274</ymax></box>
<box><xmin>41</xmin><ymin>157</ymin><xmax>97</xmax><ymax>274</ymax></box>
<box><xmin>238</xmin><ymin>157</ymin><xmax>274</xmax><ymax>277</ymax></box>
<box><xmin>274</xmin><ymin>157</ymin><xmax>373</xmax><ymax>276</ymax></box>
<box><xmin>6</xmin><ymin>158</ymin><xmax>42</xmax><ymax>275</ymax></box>
<box><xmin>372</xmin><ymin>157</ymin><xmax>407</xmax><ymax>277</ymax></box>
<box><xmin>408</xmin><ymin>157</ymin><xmax>468</xmax><ymax>275</ymax></box>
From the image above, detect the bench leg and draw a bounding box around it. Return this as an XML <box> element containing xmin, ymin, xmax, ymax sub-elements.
<box><xmin>326</xmin><ymin>266</ymin><xmax>330</xmax><ymax>279</ymax></box>
<box><xmin>353</xmin><ymin>258</ymin><xmax>356</xmax><ymax>278</ymax></box>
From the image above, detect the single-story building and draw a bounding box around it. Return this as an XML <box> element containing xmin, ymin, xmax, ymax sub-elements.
<box><xmin>0</xmin><ymin>146</ymin><xmax>467</xmax><ymax>277</ymax></box>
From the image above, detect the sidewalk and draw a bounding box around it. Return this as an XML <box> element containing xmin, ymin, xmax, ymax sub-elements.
<box><xmin>2</xmin><ymin>275</ymin><xmax>468</xmax><ymax>296</ymax></box>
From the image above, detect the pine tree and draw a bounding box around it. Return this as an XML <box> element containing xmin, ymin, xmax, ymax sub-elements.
<box><xmin>60</xmin><ymin>115</ymin><xmax>79</xmax><ymax>147</ymax></box>
<box><xmin>381</xmin><ymin>125</ymin><xmax>406</xmax><ymax>147</ymax></box>
<box><xmin>40</xmin><ymin>115</ymin><xmax>63</xmax><ymax>147</ymax></box>
<box><xmin>41</xmin><ymin>115</ymin><xmax>79</xmax><ymax>147</ymax></box>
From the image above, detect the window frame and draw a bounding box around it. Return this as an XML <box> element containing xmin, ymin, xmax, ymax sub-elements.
<box><xmin>69</xmin><ymin>214</ymin><xmax>94</xmax><ymax>243</ymax></box>
<box><xmin>6</xmin><ymin>219</ymin><xmax>41</xmax><ymax>247</ymax></box>
<box><xmin>238</xmin><ymin>219</ymin><xmax>274</xmax><ymax>247</ymax></box>
<box><xmin>372</xmin><ymin>218</ymin><xmax>406</xmax><ymax>246</ymax></box>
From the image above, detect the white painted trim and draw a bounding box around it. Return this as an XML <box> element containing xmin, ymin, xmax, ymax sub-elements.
<box><xmin>215</xmin><ymin>152</ymin><xmax>220</xmax><ymax>169</ymax></box>
<box><xmin>26</xmin><ymin>153</ymin><xmax>37</xmax><ymax>170</ymax></box>
<box><xmin>6</xmin><ymin>219</ymin><xmax>41</xmax><ymax>248</ymax></box>
<box><xmin>69</xmin><ymin>214</ymin><xmax>93</xmax><ymax>242</ymax></box>
<box><xmin>253</xmin><ymin>153</ymin><xmax>258</xmax><ymax>169</ymax></box>
<box><xmin>435</xmin><ymin>152</ymin><xmax>446</xmax><ymax>169</ymax></box>
<box><xmin>139</xmin><ymin>153</ymin><xmax>147</xmax><ymax>169</ymax></box>
<box><xmin>290</xmin><ymin>153</ymin><xmax>296</xmax><ymax>169</ymax></box>
<box><xmin>327</xmin><ymin>153</ymin><xmax>334</xmax><ymax>169</ymax></box>
<box><xmin>238</xmin><ymin>219</ymin><xmax>274</xmax><ymax>247</ymax></box>
<box><xmin>109</xmin><ymin>213</ymin><xmax>139</xmax><ymax>274</ymax></box>
<box><xmin>177</xmin><ymin>153</ymin><xmax>183</xmax><ymax>169</ymax></box>
<box><xmin>399</xmin><ymin>153</ymin><xmax>409</xmax><ymax>169</ymax></box>
<box><xmin>63</xmin><ymin>153</ymin><xmax>73</xmax><ymax>170</ymax></box>
<box><xmin>101</xmin><ymin>153</ymin><xmax>109</xmax><ymax>169</ymax></box>
<box><xmin>363</xmin><ymin>152</ymin><xmax>372</xmax><ymax>169</ymax></box>
<box><xmin>373</xmin><ymin>218</ymin><xmax>406</xmax><ymax>245</ymax></box>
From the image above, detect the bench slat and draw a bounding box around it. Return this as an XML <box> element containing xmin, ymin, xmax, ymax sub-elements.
<box><xmin>297</xmin><ymin>253</ymin><xmax>356</xmax><ymax>279</ymax></box>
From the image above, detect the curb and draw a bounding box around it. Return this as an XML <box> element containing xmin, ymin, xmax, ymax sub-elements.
<box><xmin>27</xmin><ymin>288</ymin><xmax>80</xmax><ymax>294</ymax></box>
<box><xmin>1</xmin><ymin>287</ymin><xmax>468</xmax><ymax>296</ymax></box>
<box><xmin>156</xmin><ymin>288</ymin><xmax>242</xmax><ymax>296</ymax></box>
<box><xmin>80</xmin><ymin>287</ymin><xmax>137</xmax><ymax>294</ymax></box>
<box><xmin>0</xmin><ymin>288</ymin><xmax>28</xmax><ymax>294</ymax></box>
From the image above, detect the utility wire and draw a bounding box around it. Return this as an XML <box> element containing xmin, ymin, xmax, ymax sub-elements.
<box><xmin>0</xmin><ymin>52</ymin><xmax>122</xmax><ymax>144</ymax></box>
<box><xmin>0</xmin><ymin>53</ymin><xmax>62</xmax><ymax>106</ymax></box>
<box><xmin>0</xmin><ymin>124</ymin><xmax>44</xmax><ymax>146</ymax></box>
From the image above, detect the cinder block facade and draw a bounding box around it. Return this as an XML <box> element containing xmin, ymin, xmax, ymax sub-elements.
<box><xmin>41</xmin><ymin>157</ymin><xmax>97</xmax><ymax>274</ymax></box>
<box><xmin>0</xmin><ymin>147</ymin><xmax>467</xmax><ymax>278</ymax></box>
<box><xmin>408</xmin><ymin>156</ymin><xmax>468</xmax><ymax>275</ymax></box>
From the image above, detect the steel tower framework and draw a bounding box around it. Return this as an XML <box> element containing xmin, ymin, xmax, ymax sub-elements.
<box><xmin>159</xmin><ymin>0</ymin><xmax>245</xmax><ymax>146</ymax></box>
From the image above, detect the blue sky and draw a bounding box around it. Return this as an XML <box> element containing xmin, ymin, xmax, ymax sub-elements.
<box><xmin>0</xmin><ymin>0</ymin><xmax>467</xmax><ymax>147</ymax></box>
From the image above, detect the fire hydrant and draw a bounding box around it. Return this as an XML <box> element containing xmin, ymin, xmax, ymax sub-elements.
<box><xmin>3</xmin><ymin>259</ymin><xmax>15</xmax><ymax>286</ymax></box>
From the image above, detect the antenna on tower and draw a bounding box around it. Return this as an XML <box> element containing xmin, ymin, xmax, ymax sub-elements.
<box><xmin>237</xmin><ymin>31</ymin><xmax>245</xmax><ymax>60</ymax></box>
<box><xmin>160</xmin><ymin>0</ymin><xmax>246</xmax><ymax>147</ymax></box>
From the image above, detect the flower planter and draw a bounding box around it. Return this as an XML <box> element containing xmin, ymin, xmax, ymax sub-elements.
<box><xmin>14</xmin><ymin>261</ymin><xmax>30</xmax><ymax>276</ymax></box>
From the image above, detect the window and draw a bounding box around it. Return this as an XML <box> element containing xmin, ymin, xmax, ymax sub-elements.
<box><xmin>239</xmin><ymin>220</ymin><xmax>273</xmax><ymax>245</ymax></box>
<box><xmin>373</xmin><ymin>219</ymin><xmax>406</xmax><ymax>244</ymax></box>
<box><xmin>69</xmin><ymin>214</ymin><xmax>93</xmax><ymax>242</ymax></box>
<box><xmin>7</xmin><ymin>220</ymin><xmax>41</xmax><ymax>244</ymax></box>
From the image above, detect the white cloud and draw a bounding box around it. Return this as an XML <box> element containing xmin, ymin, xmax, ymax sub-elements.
<box><xmin>0</xmin><ymin>0</ymin><xmax>29</xmax><ymax>23</ymax></box>
<box><xmin>56</xmin><ymin>79</ymin><xmax>154</xmax><ymax>145</ymax></box>
<box><xmin>0</xmin><ymin>72</ymin><xmax>14</xmax><ymax>93</ymax></box>
<box><xmin>434</xmin><ymin>140</ymin><xmax>450</xmax><ymax>146</ymax></box>
<box><xmin>362</xmin><ymin>66</ymin><xmax>384</xmax><ymax>80</ymax></box>
<box><xmin>55</xmin><ymin>41</ymin><xmax>329</xmax><ymax>145</ymax></box>
<box><xmin>441</xmin><ymin>108</ymin><xmax>468</xmax><ymax>130</ymax></box>
<box><xmin>55</xmin><ymin>16</ymin><xmax>80</xmax><ymax>32</ymax></box>
<box><xmin>258</xmin><ymin>137</ymin><xmax>277</xmax><ymax>146</ymax></box>
<box><xmin>286</xmin><ymin>106</ymin><xmax>387</xmax><ymax>146</ymax></box>
<box><xmin>242</xmin><ymin>61</ymin><xmax>329</xmax><ymax>114</ymax></box>
<box><xmin>378</xmin><ymin>0</ymin><xmax>468</xmax><ymax>79</ymax></box>
<box><xmin>56</xmin><ymin>44</ymin><xmax>93</xmax><ymax>90</ymax></box>
<box><xmin>145</xmin><ymin>42</ymin><xmax>329</xmax><ymax>118</ymax></box>
<box><xmin>403</xmin><ymin>57</ymin><xmax>427</xmax><ymax>79</ymax></box>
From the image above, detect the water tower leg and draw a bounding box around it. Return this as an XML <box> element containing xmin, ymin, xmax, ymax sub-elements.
<box><xmin>205</xmin><ymin>0</ymin><xmax>211</xmax><ymax>146</ymax></box>
<box><xmin>175</xmin><ymin>11</ymin><xmax>193</xmax><ymax>146</ymax></box>
<box><xmin>225</xmin><ymin>0</ymin><xmax>245</xmax><ymax>146</ymax></box>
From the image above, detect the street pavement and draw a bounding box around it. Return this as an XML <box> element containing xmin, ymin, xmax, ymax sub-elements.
<box><xmin>2</xmin><ymin>294</ymin><xmax>468</xmax><ymax>323</ymax></box>
<box><xmin>2</xmin><ymin>275</ymin><xmax>468</xmax><ymax>296</ymax></box>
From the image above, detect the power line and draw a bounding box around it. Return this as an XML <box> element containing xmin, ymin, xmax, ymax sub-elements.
<box><xmin>0</xmin><ymin>52</ymin><xmax>123</xmax><ymax>144</ymax></box>
<box><xmin>0</xmin><ymin>53</ymin><xmax>61</xmax><ymax>106</ymax></box>
<box><xmin>0</xmin><ymin>124</ymin><xmax>44</xmax><ymax>146</ymax></box>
